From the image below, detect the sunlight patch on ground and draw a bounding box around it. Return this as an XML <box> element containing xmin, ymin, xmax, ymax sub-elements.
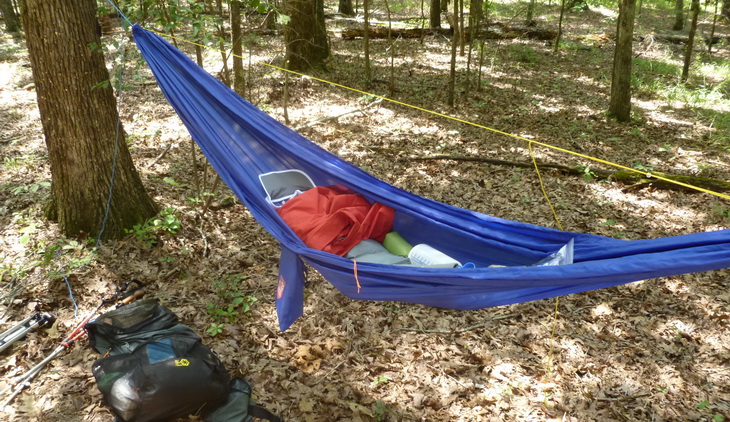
<box><xmin>583</xmin><ymin>183</ymin><xmax>710</xmax><ymax>233</ymax></box>
<box><xmin>591</xmin><ymin>5</ymin><xmax>619</xmax><ymax>19</ymax></box>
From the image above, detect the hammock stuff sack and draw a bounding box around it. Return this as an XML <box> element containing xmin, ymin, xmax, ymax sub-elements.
<box><xmin>132</xmin><ymin>25</ymin><xmax>730</xmax><ymax>331</ymax></box>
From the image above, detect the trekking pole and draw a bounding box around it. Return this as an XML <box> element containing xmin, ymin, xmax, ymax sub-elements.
<box><xmin>0</xmin><ymin>313</ymin><xmax>56</xmax><ymax>354</ymax></box>
<box><xmin>0</xmin><ymin>285</ymin><xmax>145</xmax><ymax>407</ymax></box>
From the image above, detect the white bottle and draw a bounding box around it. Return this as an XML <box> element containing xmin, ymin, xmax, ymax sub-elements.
<box><xmin>408</xmin><ymin>244</ymin><xmax>461</xmax><ymax>268</ymax></box>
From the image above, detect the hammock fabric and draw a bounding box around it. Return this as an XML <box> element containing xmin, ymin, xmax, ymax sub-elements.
<box><xmin>132</xmin><ymin>25</ymin><xmax>730</xmax><ymax>331</ymax></box>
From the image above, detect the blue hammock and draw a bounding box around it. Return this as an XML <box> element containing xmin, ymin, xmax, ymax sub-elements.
<box><xmin>132</xmin><ymin>26</ymin><xmax>730</xmax><ymax>331</ymax></box>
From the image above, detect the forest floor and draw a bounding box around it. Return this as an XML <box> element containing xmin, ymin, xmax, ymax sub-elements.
<box><xmin>1</xmin><ymin>3</ymin><xmax>730</xmax><ymax>422</ymax></box>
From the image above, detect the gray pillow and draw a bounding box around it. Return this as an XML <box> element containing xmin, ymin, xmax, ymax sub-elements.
<box><xmin>346</xmin><ymin>240</ymin><xmax>411</xmax><ymax>265</ymax></box>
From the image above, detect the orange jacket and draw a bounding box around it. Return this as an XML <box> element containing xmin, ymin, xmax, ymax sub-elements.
<box><xmin>277</xmin><ymin>186</ymin><xmax>394</xmax><ymax>256</ymax></box>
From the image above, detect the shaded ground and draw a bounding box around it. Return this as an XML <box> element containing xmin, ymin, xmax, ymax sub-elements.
<box><xmin>1</xmin><ymin>3</ymin><xmax>729</xmax><ymax>421</ymax></box>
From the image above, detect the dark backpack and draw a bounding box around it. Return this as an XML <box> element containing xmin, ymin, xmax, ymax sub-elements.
<box><xmin>86</xmin><ymin>299</ymin><xmax>281</xmax><ymax>422</ymax></box>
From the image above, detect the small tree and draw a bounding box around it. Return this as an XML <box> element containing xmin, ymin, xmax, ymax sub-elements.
<box><xmin>526</xmin><ymin>0</ymin><xmax>537</xmax><ymax>24</ymax></box>
<box><xmin>230</xmin><ymin>0</ymin><xmax>245</xmax><ymax>97</ymax></box>
<box><xmin>672</xmin><ymin>0</ymin><xmax>684</xmax><ymax>30</ymax></box>
<box><xmin>447</xmin><ymin>0</ymin><xmax>458</xmax><ymax>106</ymax></box>
<box><xmin>0</xmin><ymin>0</ymin><xmax>21</xmax><ymax>33</ymax></box>
<box><xmin>608</xmin><ymin>0</ymin><xmax>637</xmax><ymax>122</ymax></box>
<box><xmin>681</xmin><ymin>0</ymin><xmax>700</xmax><ymax>82</ymax></box>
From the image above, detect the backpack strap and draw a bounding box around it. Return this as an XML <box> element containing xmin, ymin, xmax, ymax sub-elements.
<box><xmin>248</xmin><ymin>404</ymin><xmax>282</xmax><ymax>422</ymax></box>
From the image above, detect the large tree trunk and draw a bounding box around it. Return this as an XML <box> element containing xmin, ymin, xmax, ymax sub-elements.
<box><xmin>339</xmin><ymin>0</ymin><xmax>355</xmax><ymax>16</ymax></box>
<box><xmin>608</xmin><ymin>0</ymin><xmax>636</xmax><ymax>122</ymax></box>
<box><xmin>681</xmin><ymin>0</ymin><xmax>700</xmax><ymax>82</ymax></box>
<box><xmin>21</xmin><ymin>0</ymin><xmax>157</xmax><ymax>240</ymax></box>
<box><xmin>0</xmin><ymin>0</ymin><xmax>20</xmax><ymax>32</ymax></box>
<box><xmin>672</xmin><ymin>0</ymin><xmax>684</xmax><ymax>30</ymax></box>
<box><xmin>284</xmin><ymin>0</ymin><xmax>329</xmax><ymax>72</ymax></box>
<box><xmin>430</xmin><ymin>0</ymin><xmax>441</xmax><ymax>28</ymax></box>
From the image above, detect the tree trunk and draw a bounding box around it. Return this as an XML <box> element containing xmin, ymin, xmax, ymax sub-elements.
<box><xmin>447</xmin><ymin>0</ymin><xmax>458</xmax><ymax>106</ymax></box>
<box><xmin>230</xmin><ymin>0</ymin><xmax>245</xmax><ymax>97</ymax></box>
<box><xmin>608</xmin><ymin>0</ymin><xmax>636</xmax><ymax>122</ymax></box>
<box><xmin>430</xmin><ymin>0</ymin><xmax>441</xmax><ymax>28</ymax></box>
<box><xmin>0</xmin><ymin>0</ymin><xmax>21</xmax><ymax>32</ymax></box>
<box><xmin>339</xmin><ymin>0</ymin><xmax>355</xmax><ymax>16</ymax></box>
<box><xmin>363</xmin><ymin>0</ymin><xmax>371</xmax><ymax>82</ymax></box>
<box><xmin>681</xmin><ymin>0</ymin><xmax>699</xmax><ymax>82</ymax></box>
<box><xmin>709</xmin><ymin>0</ymin><xmax>719</xmax><ymax>53</ymax></box>
<box><xmin>526</xmin><ymin>0</ymin><xmax>536</xmax><ymax>25</ymax></box>
<box><xmin>384</xmin><ymin>0</ymin><xmax>395</xmax><ymax>95</ymax></box>
<box><xmin>21</xmin><ymin>0</ymin><xmax>157</xmax><ymax>240</ymax></box>
<box><xmin>284</xmin><ymin>0</ymin><xmax>329</xmax><ymax>71</ymax></box>
<box><xmin>724</xmin><ymin>0</ymin><xmax>730</xmax><ymax>19</ymax></box>
<box><xmin>672</xmin><ymin>0</ymin><xmax>684</xmax><ymax>30</ymax></box>
<box><xmin>554</xmin><ymin>0</ymin><xmax>566</xmax><ymax>52</ymax></box>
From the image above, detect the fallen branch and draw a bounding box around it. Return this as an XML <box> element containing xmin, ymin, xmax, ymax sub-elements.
<box><xmin>295</xmin><ymin>98</ymin><xmax>383</xmax><ymax>131</ymax></box>
<box><xmin>341</xmin><ymin>23</ymin><xmax>557</xmax><ymax>41</ymax></box>
<box><xmin>407</xmin><ymin>154</ymin><xmax>730</xmax><ymax>193</ymax></box>
<box><xmin>596</xmin><ymin>393</ymin><xmax>651</xmax><ymax>402</ymax></box>
<box><xmin>397</xmin><ymin>314</ymin><xmax>514</xmax><ymax>334</ymax></box>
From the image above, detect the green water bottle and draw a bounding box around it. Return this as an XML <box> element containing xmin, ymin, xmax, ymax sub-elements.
<box><xmin>383</xmin><ymin>232</ymin><xmax>413</xmax><ymax>257</ymax></box>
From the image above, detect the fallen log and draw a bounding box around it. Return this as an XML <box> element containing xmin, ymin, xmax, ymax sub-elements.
<box><xmin>340</xmin><ymin>24</ymin><xmax>557</xmax><ymax>41</ymax></box>
<box><xmin>341</xmin><ymin>27</ymin><xmax>450</xmax><ymax>39</ymax></box>
<box><xmin>636</xmin><ymin>33</ymin><xmax>724</xmax><ymax>45</ymax></box>
<box><xmin>406</xmin><ymin>154</ymin><xmax>730</xmax><ymax>192</ymax></box>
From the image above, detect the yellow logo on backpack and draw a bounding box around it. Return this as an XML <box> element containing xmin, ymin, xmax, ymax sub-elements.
<box><xmin>175</xmin><ymin>359</ymin><xmax>190</xmax><ymax>367</ymax></box>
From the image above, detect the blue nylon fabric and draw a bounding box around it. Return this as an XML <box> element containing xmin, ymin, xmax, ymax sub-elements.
<box><xmin>133</xmin><ymin>25</ymin><xmax>730</xmax><ymax>331</ymax></box>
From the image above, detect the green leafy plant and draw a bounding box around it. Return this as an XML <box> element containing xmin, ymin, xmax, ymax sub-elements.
<box><xmin>125</xmin><ymin>207</ymin><xmax>181</xmax><ymax>247</ymax></box>
<box><xmin>633</xmin><ymin>162</ymin><xmax>654</xmax><ymax>173</ymax></box>
<box><xmin>697</xmin><ymin>401</ymin><xmax>725</xmax><ymax>422</ymax></box>
<box><xmin>371</xmin><ymin>376</ymin><xmax>391</xmax><ymax>387</ymax></box>
<box><xmin>11</xmin><ymin>181</ymin><xmax>50</xmax><ymax>196</ymax></box>
<box><xmin>206</xmin><ymin>322</ymin><xmax>225</xmax><ymax>337</ymax></box>
<box><xmin>373</xmin><ymin>400</ymin><xmax>393</xmax><ymax>421</ymax></box>
<box><xmin>711</xmin><ymin>205</ymin><xmax>730</xmax><ymax>223</ymax></box>
<box><xmin>205</xmin><ymin>274</ymin><xmax>258</xmax><ymax>337</ymax></box>
<box><xmin>576</xmin><ymin>164</ymin><xmax>596</xmax><ymax>181</ymax></box>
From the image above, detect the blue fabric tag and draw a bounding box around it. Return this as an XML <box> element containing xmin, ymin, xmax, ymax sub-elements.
<box><xmin>147</xmin><ymin>338</ymin><xmax>175</xmax><ymax>363</ymax></box>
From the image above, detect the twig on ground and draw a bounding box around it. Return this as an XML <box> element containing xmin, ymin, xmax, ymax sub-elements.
<box><xmin>147</xmin><ymin>142</ymin><xmax>174</xmax><ymax>169</ymax></box>
<box><xmin>397</xmin><ymin>314</ymin><xmax>514</xmax><ymax>334</ymax></box>
<box><xmin>295</xmin><ymin>98</ymin><xmax>383</xmax><ymax>131</ymax></box>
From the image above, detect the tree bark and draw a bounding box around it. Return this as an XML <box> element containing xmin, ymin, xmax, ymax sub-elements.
<box><xmin>672</xmin><ymin>0</ymin><xmax>684</xmax><ymax>30</ymax></box>
<box><xmin>709</xmin><ymin>0</ymin><xmax>719</xmax><ymax>53</ymax></box>
<box><xmin>284</xmin><ymin>0</ymin><xmax>329</xmax><ymax>71</ymax></box>
<box><xmin>363</xmin><ymin>0</ymin><xmax>371</xmax><ymax>82</ymax></box>
<box><xmin>230</xmin><ymin>0</ymin><xmax>245</xmax><ymax>97</ymax></box>
<box><xmin>0</xmin><ymin>0</ymin><xmax>21</xmax><ymax>32</ymax></box>
<box><xmin>555</xmin><ymin>0</ymin><xmax>566</xmax><ymax>52</ymax></box>
<box><xmin>430</xmin><ymin>0</ymin><xmax>441</xmax><ymax>28</ymax></box>
<box><xmin>681</xmin><ymin>0</ymin><xmax>699</xmax><ymax>82</ymax></box>
<box><xmin>526</xmin><ymin>0</ymin><xmax>536</xmax><ymax>25</ymax></box>
<box><xmin>21</xmin><ymin>0</ymin><xmax>157</xmax><ymax>240</ymax></box>
<box><xmin>447</xmin><ymin>0</ymin><xmax>458</xmax><ymax>106</ymax></box>
<box><xmin>724</xmin><ymin>0</ymin><xmax>730</xmax><ymax>19</ymax></box>
<box><xmin>339</xmin><ymin>0</ymin><xmax>355</xmax><ymax>16</ymax></box>
<box><xmin>608</xmin><ymin>0</ymin><xmax>636</xmax><ymax>122</ymax></box>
